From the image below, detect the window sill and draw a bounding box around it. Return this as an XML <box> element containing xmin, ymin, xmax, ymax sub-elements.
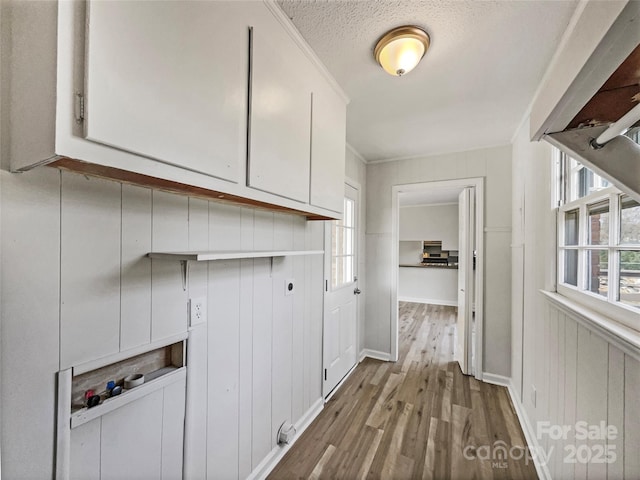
<box><xmin>540</xmin><ymin>290</ymin><xmax>640</xmax><ymax>361</ymax></box>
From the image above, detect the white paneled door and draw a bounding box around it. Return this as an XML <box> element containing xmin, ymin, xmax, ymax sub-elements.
<box><xmin>323</xmin><ymin>184</ymin><xmax>359</xmax><ymax>397</ymax></box>
<box><xmin>456</xmin><ymin>187</ymin><xmax>474</xmax><ymax>375</ymax></box>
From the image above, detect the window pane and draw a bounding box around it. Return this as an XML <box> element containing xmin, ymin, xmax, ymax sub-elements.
<box><xmin>620</xmin><ymin>195</ymin><xmax>640</xmax><ymax>245</ymax></box>
<box><xmin>566</xmin><ymin>156</ymin><xmax>608</xmax><ymax>202</ymax></box>
<box><xmin>564</xmin><ymin>210</ymin><xmax>579</xmax><ymax>246</ymax></box>
<box><xmin>563</xmin><ymin>249</ymin><xmax>578</xmax><ymax>286</ymax></box>
<box><xmin>344</xmin><ymin>198</ymin><xmax>354</xmax><ymax>228</ymax></box>
<box><xmin>587</xmin><ymin>250</ymin><xmax>608</xmax><ymax>297</ymax></box>
<box><xmin>588</xmin><ymin>201</ymin><xmax>609</xmax><ymax>245</ymax></box>
<box><xmin>619</xmin><ymin>250</ymin><xmax>640</xmax><ymax>308</ymax></box>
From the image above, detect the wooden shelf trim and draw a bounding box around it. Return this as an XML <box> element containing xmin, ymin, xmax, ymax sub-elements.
<box><xmin>48</xmin><ymin>157</ymin><xmax>335</xmax><ymax>221</ymax></box>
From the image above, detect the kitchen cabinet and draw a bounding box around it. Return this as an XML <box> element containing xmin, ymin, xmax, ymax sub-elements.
<box><xmin>84</xmin><ymin>0</ymin><xmax>248</xmax><ymax>184</ymax></box>
<box><xmin>310</xmin><ymin>80</ymin><xmax>347</xmax><ymax>213</ymax></box>
<box><xmin>8</xmin><ymin>0</ymin><xmax>348</xmax><ymax>220</ymax></box>
<box><xmin>248</xmin><ymin>10</ymin><xmax>314</xmax><ymax>203</ymax></box>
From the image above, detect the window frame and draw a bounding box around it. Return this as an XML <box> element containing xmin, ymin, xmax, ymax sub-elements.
<box><xmin>557</xmin><ymin>169</ymin><xmax>640</xmax><ymax>332</ymax></box>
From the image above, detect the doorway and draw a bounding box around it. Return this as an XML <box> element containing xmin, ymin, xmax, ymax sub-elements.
<box><xmin>322</xmin><ymin>182</ymin><xmax>360</xmax><ymax>397</ymax></box>
<box><xmin>392</xmin><ymin>178</ymin><xmax>484</xmax><ymax>379</ymax></box>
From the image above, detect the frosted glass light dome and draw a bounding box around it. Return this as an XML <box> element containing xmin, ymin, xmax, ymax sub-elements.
<box><xmin>374</xmin><ymin>26</ymin><xmax>430</xmax><ymax>77</ymax></box>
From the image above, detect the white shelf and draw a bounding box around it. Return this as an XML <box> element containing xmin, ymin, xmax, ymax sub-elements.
<box><xmin>148</xmin><ymin>250</ymin><xmax>324</xmax><ymax>262</ymax></box>
<box><xmin>70</xmin><ymin>367</ymin><xmax>186</xmax><ymax>429</ymax></box>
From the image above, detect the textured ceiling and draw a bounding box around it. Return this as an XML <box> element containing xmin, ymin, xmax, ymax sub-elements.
<box><xmin>279</xmin><ymin>0</ymin><xmax>578</xmax><ymax>162</ymax></box>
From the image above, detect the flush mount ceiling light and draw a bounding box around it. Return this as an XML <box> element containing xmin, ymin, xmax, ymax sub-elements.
<box><xmin>374</xmin><ymin>26</ymin><xmax>430</xmax><ymax>77</ymax></box>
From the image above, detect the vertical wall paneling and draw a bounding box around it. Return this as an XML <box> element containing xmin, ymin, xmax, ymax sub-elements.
<box><xmin>209</xmin><ymin>203</ymin><xmax>241</xmax><ymax>250</ymax></box>
<box><xmin>120</xmin><ymin>185</ymin><xmax>152</xmax><ymax>351</ymax></box>
<box><xmin>238</xmin><ymin>207</ymin><xmax>255</xmax><ymax>478</ymax></box>
<box><xmin>1</xmin><ymin>168</ymin><xmax>61</xmax><ymax>478</ymax></box>
<box><xmin>553</xmin><ymin>313</ymin><xmax>566</xmax><ymax>478</ymax></box>
<box><xmin>69</xmin><ymin>419</ymin><xmax>101</xmax><ymax>479</ymax></box>
<box><xmin>161</xmin><ymin>378</ymin><xmax>187</xmax><ymax>480</ymax></box>
<box><xmin>547</xmin><ymin>306</ymin><xmax>559</xmax><ymax>472</ymax></box>
<box><xmin>624</xmin><ymin>354</ymin><xmax>640</xmax><ymax>478</ymax></box>
<box><xmin>291</xmin><ymin>220</ymin><xmax>307</xmax><ymax>421</ymax></box>
<box><xmin>576</xmin><ymin>325</ymin><xmax>608</xmax><ymax>480</ymax></box>
<box><xmin>252</xmin><ymin>258</ymin><xmax>274</xmax><ymax>467</ymax></box>
<box><xmin>184</xmin><ymin>321</ymin><xmax>208</xmax><ymax>479</ymax></box>
<box><xmin>151</xmin><ymin>191</ymin><xmax>188</xmax><ymax>342</ymax></box>
<box><xmin>61</xmin><ymin>172</ymin><xmax>121</xmax><ymax>368</ymax></box>
<box><xmin>100</xmin><ymin>389</ymin><xmax>164</xmax><ymax>480</ymax></box>
<box><xmin>254</xmin><ymin>210</ymin><xmax>274</xmax><ymax>250</ymax></box>
<box><xmin>271</xmin><ymin>215</ymin><xmax>294</xmax><ymax>445</ymax></box>
<box><xmin>561</xmin><ymin>315</ymin><xmax>578</xmax><ymax>480</ymax></box>
<box><xmin>308</xmin><ymin>221</ymin><xmax>325</xmax><ymax>404</ymax></box>
<box><xmin>183</xmin><ymin>197</ymin><xmax>209</xmax><ymax>479</ymax></box>
<box><xmin>207</xmin><ymin>259</ymin><xmax>241</xmax><ymax>478</ymax></box>
<box><xmin>238</xmin><ymin>257</ymin><xmax>255</xmax><ymax>478</ymax></box>
<box><xmin>607</xmin><ymin>346</ymin><xmax>624</xmax><ymax>480</ymax></box>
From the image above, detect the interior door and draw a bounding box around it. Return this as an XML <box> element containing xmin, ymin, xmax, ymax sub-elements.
<box><xmin>456</xmin><ymin>187</ymin><xmax>474</xmax><ymax>375</ymax></box>
<box><xmin>323</xmin><ymin>183</ymin><xmax>359</xmax><ymax>397</ymax></box>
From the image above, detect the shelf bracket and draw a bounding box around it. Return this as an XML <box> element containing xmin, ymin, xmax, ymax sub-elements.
<box><xmin>180</xmin><ymin>260</ymin><xmax>189</xmax><ymax>291</ymax></box>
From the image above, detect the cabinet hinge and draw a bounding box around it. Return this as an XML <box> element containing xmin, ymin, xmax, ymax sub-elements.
<box><xmin>74</xmin><ymin>93</ymin><xmax>85</xmax><ymax>123</ymax></box>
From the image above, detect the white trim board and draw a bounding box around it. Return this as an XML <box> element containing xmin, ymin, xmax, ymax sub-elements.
<box><xmin>359</xmin><ymin>349</ymin><xmax>391</xmax><ymax>363</ymax></box>
<box><xmin>398</xmin><ymin>297</ymin><xmax>457</xmax><ymax>307</ymax></box>
<box><xmin>247</xmin><ymin>398</ymin><xmax>324</xmax><ymax>480</ymax></box>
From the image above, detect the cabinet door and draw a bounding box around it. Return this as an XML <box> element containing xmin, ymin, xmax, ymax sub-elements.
<box><xmin>84</xmin><ymin>1</ymin><xmax>247</xmax><ymax>183</ymax></box>
<box><xmin>310</xmin><ymin>82</ymin><xmax>346</xmax><ymax>213</ymax></box>
<box><xmin>248</xmin><ymin>12</ymin><xmax>313</xmax><ymax>203</ymax></box>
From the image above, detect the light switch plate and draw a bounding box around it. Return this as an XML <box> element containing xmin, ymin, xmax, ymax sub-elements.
<box><xmin>189</xmin><ymin>296</ymin><xmax>207</xmax><ymax>326</ymax></box>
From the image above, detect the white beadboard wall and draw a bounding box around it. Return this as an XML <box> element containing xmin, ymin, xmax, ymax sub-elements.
<box><xmin>512</xmin><ymin>118</ymin><xmax>640</xmax><ymax>478</ymax></box>
<box><xmin>365</xmin><ymin>146</ymin><xmax>513</xmax><ymax>376</ymax></box>
<box><xmin>0</xmin><ymin>167</ymin><xmax>325</xmax><ymax>479</ymax></box>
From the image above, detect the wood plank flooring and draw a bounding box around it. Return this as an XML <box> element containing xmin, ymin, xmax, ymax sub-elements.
<box><xmin>268</xmin><ymin>302</ymin><xmax>538</xmax><ymax>480</ymax></box>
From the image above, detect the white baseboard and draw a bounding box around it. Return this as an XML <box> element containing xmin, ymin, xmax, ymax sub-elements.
<box><xmin>359</xmin><ymin>349</ymin><xmax>391</xmax><ymax>362</ymax></box>
<box><xmin>481</xmin><ymin>372</ymin><xmax>510</xmax><ymax>387</ymax></box>
<box><xmin>504</xmin><ymin>381</ymin><xmax>550</xmax><ymax>480</ymax></box>
<box><xmin>247</xmin><ymin>398</ymin><xmax>324</xmax><ymax>480</ymax></box>
<box><xmin>398</xmin><ymin>296</ymin><xmax>457</xmax><ymax>307</ymax></box>
<box><xmin>481</xmin><ymin>373</ymin><xmax>550</xmax><ymax>479</ymax></box>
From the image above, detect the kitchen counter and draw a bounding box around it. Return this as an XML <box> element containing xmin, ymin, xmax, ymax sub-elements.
<box><xmin>399</xmin><ymin>263</ymin><xmax>459</xmax><ymax>269</ymax></box>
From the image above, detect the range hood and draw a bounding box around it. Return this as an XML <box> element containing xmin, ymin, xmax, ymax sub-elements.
<box><xmin>530</xmin><ymin>0</ymin><xmax>640</xmax><ymax>201</ymax></box>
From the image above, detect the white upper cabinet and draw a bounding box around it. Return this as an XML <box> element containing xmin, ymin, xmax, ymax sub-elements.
<box><xmin>248</xmin><ymin>10</ymin><xmax>313</xmax><ymax>203</ymax></box>
<box><xmin>84</xmin><ymin>1</ymin><xmax>247</xmax><ymax>183</ymax></box>
<box><xmin>8</xmin><ymin>0</ymin><xmax>348</xmax><ymax>220</ymax></box>
<box><xmin>310</xmin><ymin>81</ymin><xmax>347</xmax><ymax>213</ymax></box>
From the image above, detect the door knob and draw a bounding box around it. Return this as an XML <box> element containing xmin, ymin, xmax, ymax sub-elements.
<box><xmin>354</xmin><ymin>288</ymin><xmax>362</xmax><ymax>295</ymax></box>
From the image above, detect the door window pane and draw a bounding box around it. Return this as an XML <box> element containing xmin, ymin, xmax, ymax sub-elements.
<box><xmin>564</xmin><ymin>249</ymin><xmax>578</xmax><ymax>286</ymax></box>
<box><xmin>588</xmin><ymin>201</ymin><xmax>609</xmax><ymax>245</ymax></box>
<box><xmin>619</xmin><ymin>251</ymin><xmax>640</xmax><ymax>308</ymax></box>
<box><xmin>620</xmin><ymin>196</ymin><xmax>640</xmax><ymax>245</ymax></box>
<box><xmin>331</xmin><ymin>197</ymin><xmax>355</xmax><ymax>289</ymax></box>
<box><xmin>564</xmin><ymin>210</ymin><xmax>579</xmax><ymax>246</ymax></box>
<box><xmin>587</xmin><ymin>250</ymin><xmax>608</xmax><ymax>297</ymax></box>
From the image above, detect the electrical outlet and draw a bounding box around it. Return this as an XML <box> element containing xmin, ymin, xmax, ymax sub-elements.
<box><xmin>531</xmin><ymin>385</ymin><xmax>537</xmax><ymax>408</ymax></box>
<box><xmin>189</xmin><ymin>296</ymin><xmax>207</xmax><ymax>327</ymax></box>
<box><xmin>285</xmin><ymin>278</ymin><xmax>295</xmax><ymax>296</ymax></box>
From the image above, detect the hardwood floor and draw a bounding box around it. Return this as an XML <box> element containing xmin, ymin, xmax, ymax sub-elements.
<box><xmin>268</xmin><ymin>302</ymin><xmax>537</xmax><ymax>480</ymax></box>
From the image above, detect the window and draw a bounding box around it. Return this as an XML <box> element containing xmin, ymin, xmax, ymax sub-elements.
<box><xmin>557</xmin><ymin>130</ymin><xmax>640</xmax><ymax>329</ymax></box>
<box><xmin>331</xmin><ymin>197</ymin><xmax>355</xmax><ymax>289</ymax></box>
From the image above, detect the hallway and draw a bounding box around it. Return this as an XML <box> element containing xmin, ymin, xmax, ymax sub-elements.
<box><xmin>269</xmin><ymin>302</ymin><xmax>537</xmax><ymax>479</ymax></box>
